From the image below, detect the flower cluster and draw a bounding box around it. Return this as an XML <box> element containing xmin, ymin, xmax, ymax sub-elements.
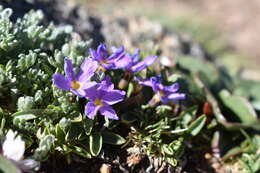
<box><xmin>89</xmin><ymin>44</ymin><xmax>125</xmax><ymax>71</ymax></box>
<box><xmin>53</xmin><ymin>57</ymin><xmax>125</xmax><ymax>120</ymax></box>
<box><xmin>53</xmin><ymin>44</ymin><xmax>185</xmax><ymax>120</ymax></box>
<box><xmin>89</xmin><ymin>44</ymin><xmax>157</xmax><ymax>73</ymax></box>
<box><xmin>115</xmin><ymin>48</ymin><xmax>157</xmax><ymax>73</ymax></box>
<box><xmin>136</xmin><ymin>76</ymin><xmax>186</xmax><ymax>106</ymax></box>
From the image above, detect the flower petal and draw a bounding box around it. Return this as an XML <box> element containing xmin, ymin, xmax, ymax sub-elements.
<box><xmin>64</xmin><ymin>58</ymin><xmax>76</xmax><ymax>81</ymax></box>
<box><xmin>111</xmin><ymin>45</ymin><xmax>124</xmax><ymax>54</ymax></box>
<box><xmin>135</xmin><ymin>76</ymin><xmax>162</xmax><ymax>93</ymax></box>
<box><xmin>134</xmin><ymin>76</ymin><xmax>153</xmax><ymax>87</ymax></box>
<box><xmin>108</xmin><ymin>46</ymin><xmax>124</xmax><ymax>61</ymax></box>
<box><xmin>168</xmin><ymin>93</ymin><xmax>186</xmax><ymax>101</ymax></box>
<box><xmin>85</xmin><ymin>84</ymin><xmax>99</xmax><ymax>101</ymax></box>
<box><xmin>131</xmin><ymin>55</ymin><xmax>157</xmax><ymax>72</ymax></box>
<box><xmin>71</xmin><ymin>89</ymin><xmax>86</xmax><ymax>97</ymax></box>
<box><xmin>102</xmin><ymin>90</ymin><xmax>125</xmax><ymax>105</ymax></box>
<box><xmin>82</xmin><ymin>81</ymin><xmax>97</xmax><ymax>90</ymax></box>
<box><xmin>114</xmin><ymin>55</ymin><xmax>132</xmax><ymax>69</ymax></box>
<box><xmin>3</xmin><ymin>130</ymin><xmax>25</xmax><ymax>161</ymax></box>
<box><xmin>18</xmin><ymin>159</ymin><xmax>39</xmax><ymax>172</ymax></box>
<box><xmin>85</xmin><ymin>102</ymin><xmax>99</xmax><ymax>119</ymax></box>
<box><xmin>77</xmin><ymin>58</ymin><xmax>98</xmax><ymax>83</ymax></box>
<box><xmin>100</xmin><ymin>106</ymin><xmax>118</xmax><ymax>120</ymax></box>
<box><xmin>89</xmin><ymin>48</ymin><xmax>100</xmax><ymax>61</ymax></box>
<box><xmin>101</xmin><ymin>63</ymin><xmax>115</xmax><ymax>70</ymax></box>
<box><xmin>52</xmin><ymin>74</ymin><xmax>71</xmax><ymax>90</ymax></box>
<box><xmin>97</xmin><ymin>44</ymin><xmax>108</xmax><ymax>59</ymax></box>
<box><xmin>100</xmin><ymin>75</ymin><xmax>114</xmax><ymax>90</ymax></box>
<box><xmin>164</xmin><ymin>83</ymin><xmax>180</xmax><ymax>93</ymax></box>
<box><xmin>132</xmin><ymin>48</ymin><xmax>141</xmax><ymax>63</ymax></box>
<box><xmin>160</xmin><ymin>96</ymin><xmax>170</xmax><ymax>104</ymax></box>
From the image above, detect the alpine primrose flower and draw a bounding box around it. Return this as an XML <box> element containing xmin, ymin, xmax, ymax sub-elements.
<box><xmin>2</xmin><ymin>130</ymin><xmax>39</xmax><ymax>172</ymax></box>
<box><xmin>116</xmin><ymin>48</ymin><xmax>157</xmax><ymax>89</ymax></box>
<box><xmin>84</xmin><ymin>76</ymin><xmax>125</xmax><ymax>120</ymax></box>
<box><xmin>116</xmin><ymin>48</ymin><xmax>157</xmax><ymax>73</ymax></box>
<box><xmin>53</xmin><ymin>58</ymin><xmax>98</xmax><ymax>97</ymax></box>
<box><xmin>136</xmin><ymin>76</ymin><xmax>185</xmax><ymax>105</ymax></box>
<box><xmin>89</xmin><ymin>44</ymin><xmax>125</xmax><ymax>71</ymax></box>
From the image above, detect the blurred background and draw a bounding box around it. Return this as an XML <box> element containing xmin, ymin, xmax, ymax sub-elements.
<box><xmin>3</xmin><ymin>0</ymin><xmax>260</xmax><ymax>79</ymax></box>
<box><xmin>82</xmin><ymin>0</ymin><xmax>260</xmax><ymax>79</ymax></box>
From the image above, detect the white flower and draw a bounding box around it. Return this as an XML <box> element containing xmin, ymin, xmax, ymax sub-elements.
<box><xmin>3</xmin><ymin>130</ymin><xmax>25</xmax><ymax>161</ymax></box>
<box><xmin>2</xmin><ymin>130</ymin><xmax>39</xmax><ymax>172</ymax></box>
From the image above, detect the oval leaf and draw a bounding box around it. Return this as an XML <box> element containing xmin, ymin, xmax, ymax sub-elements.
<box><xmin>102</xmin><ymin>131</ymin><xmax>126</xmax><ymax>145</ymax></box>
<box><xmin>0</xmin><ymin>155</ymin><xmax>21</xmax><ymax>173</ymax></box>
<box><xmin>89</xmin><ymin>133</ymin><xmax>102</xmax><ymax>156</ymax></box>
<box><xmin>12</xmin><ymin>111</ymin><xmax>38</xmax><ymax>121</ymax></box>
<box><xmin>187</xmin><ymin>115</ymin><xmax>206</xmax><ymax>136</ymax></box>
<box><xmin>219</xmin><ymin>90</ymin><xmax>258</xmax><ymax>124</ymax></box>
<box><xmin>82</xmin><ymin>117</ymin><xmax>93</xmax><ymax>135</ymax></box>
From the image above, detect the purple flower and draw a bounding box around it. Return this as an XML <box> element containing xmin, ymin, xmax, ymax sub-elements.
<box><xmin>84</xmin><ymin>76</ymin><xmax>125</xmax><ymax>120</ymax></box>
<box><xmin>89</xmin><ymin>44</ymin><xmax>125</xmax><ymax>71</ymax></box>
<box><xmin>53</xmin><ymin>58</ymin><xmax>98</xmax><ymax>97</ymax></box>
<box><xmin>136</xmin><ymin>76</ymin><xmax>185</xmax><ymax>104</ymax></box>
<box><xmin>116</xmin><ymin>48</ymin><xmax>157</xmax><ymax>73</ymax></box>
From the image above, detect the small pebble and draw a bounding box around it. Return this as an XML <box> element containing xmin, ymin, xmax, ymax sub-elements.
<box><xmin>100</xmin><ymin>164</ymin><xmax>112</xmax><ymax>173</ymax></box>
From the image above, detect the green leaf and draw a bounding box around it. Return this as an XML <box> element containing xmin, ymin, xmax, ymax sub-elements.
<box><xmin>65</xmin><ymin>123</ymin><xmax>81</xmax><ymax>141</ymax></box>
<box><xmin>72</xmin><ymin>146</ymin><xmax>92</xmax><ymax>159</ymax></box>
<box><xmin>177</xmin><ymin>56</ymin><xmax>218</xmax><ymax>83</ymax></box>
<box><xmin>219</xmin><ymin>90</ymin><xmax>258</xmax><ymax>124</ymax></box>
<box><xmin>187</xmin><ymin>115</ymin><xmax>206</xmax><ymax>136</ymax></box>
<box><xmin>102</xmin><ymin>131</ymin><xmax>126</xmax><ymax>145</ymax></box>
<box><xmin>34</xmin><ymin>90</ymin><xmax>43</xmax><ymax>103</ymax></box>
<box><xmin>17</xmin><ymin>96</ymin><xmax>34</xmax><ymax>111</ymax></box>
<box><xmin>82</xmin><ymin>117</ymin><xmax>93</xmax><ymax>135</ymax></box>
<box><xmin>12</xmin><ymin>111</ymin><xmax>37</xmax><ymax>121</ymax></box>
<box><xmin>33</xmin><ymin>134</ymin><xmax>55</xmax><ymax>161</ymax></box>
<box><xmin>0</xmin><ymin>155</ymin><xmax>21</xmax><ymax>173</ymax></box>
<box><xmin>252</xmin><ymin>157</ymin><xmax>260</xmax><ymax>173</ymax></box>
<box><xmin>89</xmin><ymin>133</ymin><xmax>102</xmax><ymax>156</ymax></box>
<box><xmin>222</xmin><ymin>146</ymin><xmax>242</xmax><ymax>160</ymax></box>
<box><xmin>59</xmin><ymin>118</ymin><xmax>71</xmax><ymax>132</ymax></box>
<box><xmin>180</xmin><ymin>106</ymin><xmax>198</xmax><ymax>127</ymax></box>
<box><xmin>168</xmin><ymin>128</ymin><xmax>188</xmax><ymax>134</ymax></box>
<box><xmin>55</xmin><ymin>124</ymin><xmax>65</xmax><ymax>143</ymax></box>
<box><xmin>165</xmin><ymin>157</ymin><xmax>177</xmax><ymax>166</ymax></box>
<box><xmin>162</xmin><ymin>144</ymin><xmax>174</xmax><ymax>155</ymax></box>
<box><xmin>121</xmin><ymin>113</ymin><xmax>137</xmax><ymax>124</ymax></box>
<box><xmin>127</xmin><ymin>82</ymin><xmax>134</xmax><ymax>98</ymax></box>
<box><xmin>39</xmin><ymin>135</ymin><xmax>55</xmax><ymax>150</ymax></box>
<box><xmin>156</xmin><ymin>105</ymin><xmax>172</xmax><ymax>116</ymax></box>
<box><xmin>71</xmin><ymin>113</ymin><xmax>82</xmax><ymax>123</ymax></box>
<box><xmin>168</xmin><ymin>74</ymin><xmax>180</xmax><ymax>82</ymax></box>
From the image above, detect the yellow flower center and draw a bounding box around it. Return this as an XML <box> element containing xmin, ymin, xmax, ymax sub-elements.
<box><xmin>94</xmin><ymin>99</ymin><xmax>104</xmax><ymax>106</ymax></box>
<box><xmin>71</xmin><ymin>81</ymin><xmax>82</xmax><ymax>90</ymax></box>
<box><xmin>159</xmin><ymin>91</ymin><xmax>165</xmax><ymax>97</ymax></box>
<box><xmin>101</xmin><ymin>60</ymin><xmax>108</xmax><ymax>64</ymax></box>
<box><xmin>153</xmin><ymin>94</ymin><xmax>161</xmax><ymax>102</ymax></box>
<box><xmin>97</xmin><ymin>65</ymin><xmax>106</xmax><ymax>72</ymax></box>
<box><xmin>153</xmin><ymin>91</ymin><xmax>165</xmax><ymax>102</ymax></box>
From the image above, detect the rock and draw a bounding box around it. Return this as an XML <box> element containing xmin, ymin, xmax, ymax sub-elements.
<box><xmin>100</xmin><ymin>164</ymin><xmax>112</xmax><ymax>173</ymax></box>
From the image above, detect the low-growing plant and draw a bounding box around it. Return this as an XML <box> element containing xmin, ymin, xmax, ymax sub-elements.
<box><xmin>0</xmin><ymin>6</ymin><xmax>207</xmax><ymax>172</ymax></box>
<box><xmin>0</xmin><ymin>4</ymin><xmax>259</xmax><ymax>173</ymax></box>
